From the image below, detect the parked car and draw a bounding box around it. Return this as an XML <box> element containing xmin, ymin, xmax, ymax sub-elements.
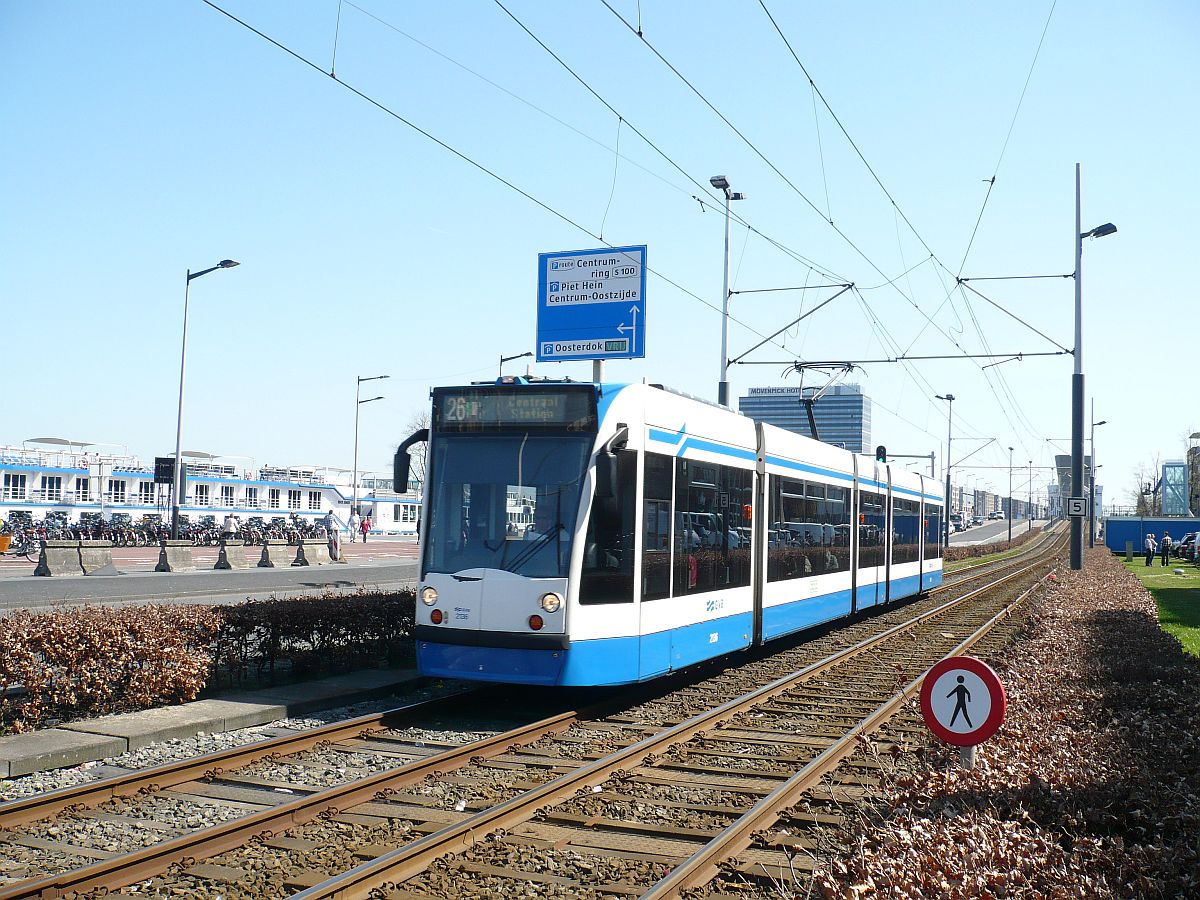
<box><xmin>1177</xmin><ymin>532</ymin><xmax>1196</xmax><ymax>561</ymax></box>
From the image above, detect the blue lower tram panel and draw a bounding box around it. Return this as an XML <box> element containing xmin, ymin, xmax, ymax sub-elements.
<box><xmin>418</xmin><ymin>571</ymin><xmax>944</xmax><ymax>686</ymax></box>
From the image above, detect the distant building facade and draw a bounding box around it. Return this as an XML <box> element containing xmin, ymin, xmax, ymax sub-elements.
<box><xmin>738</xmin><ymin>385</ymin><xmax>871</xmax><ymax>453</ymax></box>
<box><xmin>1162</xmin><ymin>460</ymin><xmax>1190</xmax><ymax>516</ymax></box>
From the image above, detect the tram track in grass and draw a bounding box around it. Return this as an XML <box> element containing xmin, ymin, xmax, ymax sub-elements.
<box><xmin>0</xmin><ymin>533</ymin><xmax>1061</xmax><ymax>899</ymax></box>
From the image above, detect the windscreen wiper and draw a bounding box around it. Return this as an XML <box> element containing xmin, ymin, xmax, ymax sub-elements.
<box><xmin>503</xmin><ymin>522</ymin><xmax>565</xmax><ymax>572</ymax></box>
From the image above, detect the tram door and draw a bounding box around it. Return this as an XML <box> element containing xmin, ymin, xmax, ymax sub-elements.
<box><xmin>638</xmin><ymin>452</ymin><xmax>672</xmax><ymax>679</ymax></box>
<box><xmin>858</xmin><ymin>483</ymin><xmax>886</xmax><ymax>608</ymax></box>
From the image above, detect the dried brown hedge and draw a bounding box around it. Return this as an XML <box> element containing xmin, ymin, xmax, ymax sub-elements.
<box><xmin>0</xmin><ymin>589</ymin><xmax>415</xmax><ymax>733</ymax></box>
<box><xmin>0</xmin><ymin>605</ymin><xmax>222</xmax><ymax>733</ymax></box>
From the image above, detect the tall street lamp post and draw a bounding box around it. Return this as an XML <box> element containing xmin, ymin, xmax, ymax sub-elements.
<box><xmin>1028</xmin><ymin>459</ymin><xmax>1033</xmax><ymax>524</ymax></box>
<box><xmin>352</xmin><ymin>375</ymin><xmax>389</xmax><ymax>518</ymax></box>
<box><xmin>1071</xmin><ymin>163</ymin><xmax>1117</xmax><ymax>569</ymax></box>
<box><xmin>1089</xmin><ymin>407</ymin><xmax>1107</xmax><ymax>548</ymax></box>
<box><xmin>710</xmin><ymin>175</ymin><xmax>745</xmax><ymax>407</ymax></box>
<box><xmin>936</xmin><ymin>393</ymin><xmax>955</xmax><ymax>547</ymax></box>
<box><xmin>1008</xmin><ymin>446</ymin><xmax>1014</xmax><ymax>543</ymax></box>
<box><xmin>172</xmin><ymin>259</ymin><xmax>240</xmax><ymax>539</ymax></box>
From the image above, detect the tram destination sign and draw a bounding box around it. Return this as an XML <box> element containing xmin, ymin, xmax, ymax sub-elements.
<box><xmin>536</xmin><ymin>245</ymin><xmax>647</xmax><ymax>362</ymax></box>
<box><xmin>433</xmin><ymin>387</ymin><xmax>597</xmax><ymax>432</ymax></box>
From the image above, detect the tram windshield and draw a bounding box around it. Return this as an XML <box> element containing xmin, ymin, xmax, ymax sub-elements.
<box><xmin>422</xmin><ymin>434</ymin><xmax>593</xmax><ymax>578</ymax></box>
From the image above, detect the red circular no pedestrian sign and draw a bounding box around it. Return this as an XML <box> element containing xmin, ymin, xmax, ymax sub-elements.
<box><xmin>920</xmin><ymin>655</ymin><xmax>1006</xmax><ymax>747</ymax></box>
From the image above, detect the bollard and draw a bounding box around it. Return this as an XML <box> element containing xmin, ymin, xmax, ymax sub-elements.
<box><xmin>156</xmin><ymin>540</ymin><xmax>196</xmax><ymax>572</ymax></box>
<box><xmin>258</xmin><ymin>539</ymin><xmax>293</xmax><ymax>568</ymax></box>
<box><xmin>1125</xmin><ymin>540</ymin><xmax>1133</xmax><ymax>562</ymax></box>
<box><xmin>78</xmin><ymin>540</ymin><xmax>116</xmax><ymax>575</ymax></box>
<box><xmin>215</xmin><ymin>540</ymin><xmax>251</xmax><ymax>570</ymax></box>
<box><xmin>34</xmin><ymin>540</ymin><xmax>85</xmax><ymax>576</ymax></box>
<box><xmin>293</xmin><ymin>538</ymin><xmax>332</xmax><ymax>566</ymax></box>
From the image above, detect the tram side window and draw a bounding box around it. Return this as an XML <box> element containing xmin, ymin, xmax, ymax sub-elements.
<box><xmin>580</xmin><ymin>450</ymin><xmax>637</xmax><ymax>604</ymax></box>
<box><xmin>924</xmin><ymin>504</ymin><xmax>943</xmax><ymax>559</ymax></box>
<box><xmin>642</xmin><ymin>453</ymin><xmax>673</xmax><ymax>600</ymax></box>
<box><xmin>672</xmin><ymin>458</ymin><xmax>753</xmax><ymax>596</ymax></box>
<box><xmin>892</xmin><ymin>498</ymin><xmax>920</xmax><ymax>564</ymax></box>
<box><xmin>857</xmin><ymin>491</ymin><xmax>886</xmax><ymax>568</ymax></box>
<box><xmin>767</xmin><ymin>476</ymin><xmax>849</xmax><ymax>581</ymax></box>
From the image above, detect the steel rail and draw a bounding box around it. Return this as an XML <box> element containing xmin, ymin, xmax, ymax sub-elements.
<box><xmin>290</xmin><ymin>552</ymin><xmax>1057</xmax><ymax>900</ymax></box>
<box><xmin>0</xmin><ymin>686</ymin><xmax>469</xmax><ymax>830</ymax></box>
<box><xmin>638</xmin><ymin>571</ymin><xmax>1051</xmax><ymax>898</ymax></box>
<box><xmin>0</xmin><ymin>708</ymin><xmax>581</xmax><ymax>900</ymax></box>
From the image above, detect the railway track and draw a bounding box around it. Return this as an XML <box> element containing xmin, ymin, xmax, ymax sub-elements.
<box><xmin>0</xmin><ymin>535</ymin><xmax>1061</xmax><ymax>898</ymax></box>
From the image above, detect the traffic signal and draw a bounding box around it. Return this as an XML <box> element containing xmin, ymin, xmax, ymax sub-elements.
<box><xmin>875</xmin><ymin>445</ymin><xmax>887</xmax><ymax>463</ymax></box>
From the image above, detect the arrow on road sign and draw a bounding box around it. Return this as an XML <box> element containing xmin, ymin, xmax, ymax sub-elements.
<box><xmin>617</xmin><ymin>305</ymin><xmax>640</xmax><ymax>355</ymax></box>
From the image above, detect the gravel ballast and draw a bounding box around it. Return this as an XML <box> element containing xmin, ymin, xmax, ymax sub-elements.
<box><xmin>801</xmin><ymin>549</ymin><xmax>1200</xmax><ymax>898</ymax></box>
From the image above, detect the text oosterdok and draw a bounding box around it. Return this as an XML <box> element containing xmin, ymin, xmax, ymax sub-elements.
<box><xmin>546</xmin><ymin>340</ymin><xmax>611</xmax><ymax>354</ymax></box>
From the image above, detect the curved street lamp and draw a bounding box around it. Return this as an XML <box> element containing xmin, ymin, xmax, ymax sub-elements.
<box><xmin>1071</xmin><ymin>163</ymin><xmax>1117</xmax><ymax>569</ymax></box>
<box><xmin>172</xmin><ymin>260</ymin><xmax>240</xmax><ymax>539</ymax></box>
<box><xmin>353</xmin><ymin>375</ymin><xmax>389</xmax><ymax>519</ymax></box>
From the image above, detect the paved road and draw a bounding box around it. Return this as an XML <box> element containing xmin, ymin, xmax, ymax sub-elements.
<box><xmin>0</xmin><ymin>539</ymin><xmax>420</xmax><ymax>611</ymax></box>
<box><xmin>950</xmin><ymin>518</ymin><xmax>1045</xmax><ymax>546</ymax></box>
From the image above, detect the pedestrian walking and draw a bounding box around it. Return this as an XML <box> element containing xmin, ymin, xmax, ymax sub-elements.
<box><xmin>222</xmin><ymin>512</ymin><xmax>240</xmax><ymax>543</ymax></box>
<box><xmin>348</xmin><ymin>511</ymin><xmax>360</xmax><ymax>543</ymax></box>
<box><xmin>360</xmin><ymin>515</ymin><xmax>371</xmax><ymax>543</ymax></box>
<box><xmin>1161</xmin><ymin>531</ymin><xmax>1172</xmax><ymax>567</ymax></box>
<box><xmin>1145</xmin><ymin>533</ymin><xmax>1157</xmax><ymax>567</ymax></box>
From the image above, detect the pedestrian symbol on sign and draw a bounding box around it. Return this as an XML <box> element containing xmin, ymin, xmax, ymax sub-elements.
<box><xmin>948</xmin><ymin>675</ymin><xmax>972</xmax><ymax>728</ymax></box>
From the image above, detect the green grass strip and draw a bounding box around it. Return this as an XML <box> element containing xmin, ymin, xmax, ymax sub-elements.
<box><xmin>1122</xmin><ymin>557</ymin><xmax>1200</xmax><ymax>656</ymax></box>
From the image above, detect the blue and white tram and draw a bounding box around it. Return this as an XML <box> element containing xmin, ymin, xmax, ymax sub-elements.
<box><xmin>395</xmin><ymin>379</ymin><xmax>943</xmax><ymax>687</ymax></box>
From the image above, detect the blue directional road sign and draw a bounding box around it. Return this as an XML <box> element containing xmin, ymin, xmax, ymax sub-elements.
<box><xmin>536</xmin><ymin>245</ymin><xmax>646</xmax><ymax>362</ymax></box>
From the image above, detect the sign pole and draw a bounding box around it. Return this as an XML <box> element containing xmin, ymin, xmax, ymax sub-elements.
<box><xmin>593</xmin><ymin>359</ymin><xmax>604</xmax><ymax>383</ymax></box>
<box><xmin>958</xmin><ymin>745</ymin><xmax>976</xmax><ymax>770</ymax></box>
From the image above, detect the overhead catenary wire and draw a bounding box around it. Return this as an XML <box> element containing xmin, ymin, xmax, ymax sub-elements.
<box><xmin>955</xmin><ymin>0</ymin><xmax>1059</xmax><ymax>276</ymax></box>
<box><xmin>601</xmin><ymin>0</ymin><xmax>1027</xmax><ymax>380</ymax></box>
<box><xmin>493</xmin><ymin>0</ymin><xmax>849</xmax><ymax>284</ymax></box>
<box><xmin>345</xmin><ymin>0</ymin><xmax>697</xmax><ymax>202</ymax></box>
<box><xmin>199</xmin><ymin>1</ymin><xmax>822</xmax><ymax>363</ymax></box>
<box><xmin>753</xmin><ymin>0</ymin><xmax>1069</xmax><ymax>460</ymax></box>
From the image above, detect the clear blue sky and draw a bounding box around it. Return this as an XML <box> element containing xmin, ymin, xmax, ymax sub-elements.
<box><xmin>2</xmin><ymin>1</ymin><xmax>1195</xmax><ymax>506</ymax></box>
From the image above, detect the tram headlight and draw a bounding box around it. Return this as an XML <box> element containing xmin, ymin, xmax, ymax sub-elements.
<box><xmin>539</xmin><ymin>592</ymin><xmax>562</xmax><ymax>613</ymax></box>
<box><xmin>421</xmin><ymin>586</ymin><xmax>438</xmax><ymax>606</ymax></box>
